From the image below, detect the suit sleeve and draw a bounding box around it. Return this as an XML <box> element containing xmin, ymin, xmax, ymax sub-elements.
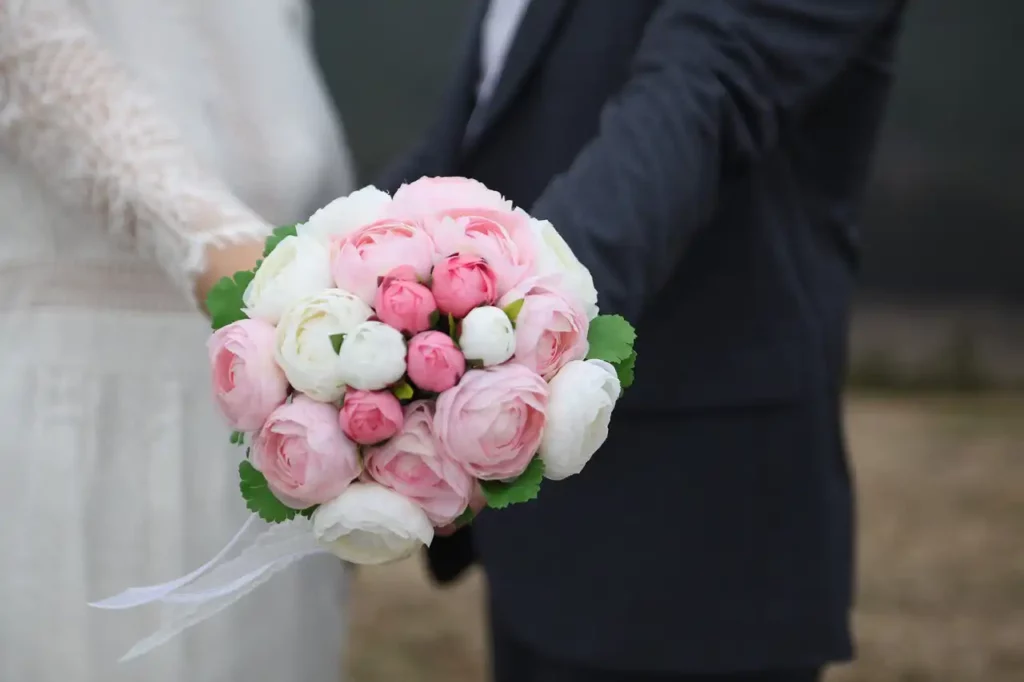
<box><xmin>531</xmin><ymin>0</ymin><xmax>901</xmax><ymax>322</ymax></box>
<box><xmin>424</xmin><ymin>525</ymin><xmax>476</xmax><ymax>586</ymax></box>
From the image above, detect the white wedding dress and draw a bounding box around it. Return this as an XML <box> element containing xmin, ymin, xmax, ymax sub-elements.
<box><xmin>0</xmin><ymin>1</ymin><xmax>354</xmax><ymax>680</ymax></box>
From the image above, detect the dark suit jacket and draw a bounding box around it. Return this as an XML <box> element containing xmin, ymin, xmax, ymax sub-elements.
<box><xmin>381</xmin><ymin>0</ymin><xmax>906</xmax><ymax>674</ymax></box>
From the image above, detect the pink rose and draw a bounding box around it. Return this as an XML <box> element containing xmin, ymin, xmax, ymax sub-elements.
<box><xmin>364</xmin><ymin>401</ymin><xmax>474</xmax><ymax>526</ymax></box>
<box><xmin>339</xmin><ymin>389</ymin><xmax>404</xmax><ymax>445</ymax></box>
<box><xmin>500</xmin><ymin>276</ymin><xmax>590</xmax><ymax>380</ymax></box>
<box><xmin>330</xmin><ymin>218</ymin><xmax>436</xmax><ymax>303</ymax></box>
<box><xmin>208</xmin><ymin>318</ymin><xmax>289</xmax><ymax>431</ymax></box>
<box><xmin>251</xmin><ymin>395</ymin><xmax>361</xmax><ymax>508</ymax></box>
<box><xmin>407</xmin><ymin>331</ymin><xmax>466</xmax><ymax>393</ymax></box>
<box><xmin>379</xmin><ymin>264</ymin><xmax>419</xmax><ymax>282</ymax></box>
<box><xmin>430</xmin><ymin>254</ymin><xmax>499</xmax><ymax>318</ymax></box>
<box><xmin>434</xmin><ymin>364</ymin><xmax>548</xmax><ymax>480</ymax></box>
<box><xmin>374</xmin><ymin>268</ymin><xmax>438</xmax><ymax>335</ymax></box>
<box><xmin>389</xmin><ymin>176</ymin><xmax>512</xmax><ymax>217</ymax></box>
<box><xmin>428</xmin><ymin>208</ymin><xmax>536</xmax><ymax>295</ymax></box>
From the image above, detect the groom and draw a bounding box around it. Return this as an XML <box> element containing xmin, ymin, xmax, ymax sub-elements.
<box><xmin>382</xmin><ymin>1</ymin><xmax>907</xmax><ymax>680</ymax></box>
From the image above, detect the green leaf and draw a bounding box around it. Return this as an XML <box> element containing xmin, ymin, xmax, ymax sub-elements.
<box><xmin>229</xmin><ymin>431</ymin><xmax>245</xmax><ymax>446</ymax></box>
<box><xmin>239</xmin><ymin>460</ymin><xmax>298</xmax><ymax>523</ymax></box>
<box><xmin>613</xmin><ymin>350</ymin><xmax>637</xmax><ymax>389</ymax></box>
<box><xmin>330</xmin><ymin>333</ymin><xmax>345</xmax><ymax>354</ymax></box>
<box><xmin>447</xmin><ymin>313</ymin><xmax>458</xmax><ymax>339</ymax></box>
<box><xmin>586</xmin><ymin>314</ymin><xmax>636</xmax><ymax>364</ymax></box>
<box><xmin>480</xmin><ymin>458</ymin><xmax>545</xmax><ymax>510</ymax></box>
<box><xmin>453</xmin><ymin>507</ymin><xmax>477</xmax><ymax>527</ymax></box>
<box><xmin>502</xmin><ymin>298</ymin><xmax>524</xmax><ymax>325</ymax></box>
<box><xmin>206</xmin><ymin>270</ymin><xmax>255</xmax><ymax>330</ymax></box>
<box><xmin>392</xmin><ymin>381</ymin><xmax>414</xmax><ymax>401</ymax></box>
<box><xmin>297</xmin><ymin>505</ymin><xmax>319</xmax><ymax>520</ymax></box>
<box><xmin>262</xmin><ymin>224</ymin><xmax>298</xmax><ymax>258</ymax></box>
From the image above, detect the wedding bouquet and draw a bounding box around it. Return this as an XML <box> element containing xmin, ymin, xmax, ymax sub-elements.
<box><xmin>92</xmin><ymin>177</ymin><xmax>637</xmax><ymax>658</ymax></box>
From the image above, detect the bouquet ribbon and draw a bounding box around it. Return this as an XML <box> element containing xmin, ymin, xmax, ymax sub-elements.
<box><xmin>89</xmin><ymin>514</ymin><xmax>328</xmax><ymax>661</ymax></box>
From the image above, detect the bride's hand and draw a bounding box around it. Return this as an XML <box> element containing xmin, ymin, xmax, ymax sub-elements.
<box><xmin>194</xmin><ymin>239</ymin><xmax>266</xmax><ymax>314</ymax></box>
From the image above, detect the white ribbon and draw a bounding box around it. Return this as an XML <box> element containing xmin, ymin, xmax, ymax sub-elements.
<box><xmin>90</xmin><ymin>514</ymin><xmax>330</xmax><ymax>662</ymax></box>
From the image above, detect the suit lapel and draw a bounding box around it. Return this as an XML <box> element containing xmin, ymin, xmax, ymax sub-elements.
<box><xmin>421</xmin><ymin>1</ymin><xmax>490</xmax><ymax>173</ymax></box>
<box><xmin>463</xmin><ymin>0</ymin><xmax>573</xmax><ymax>151</ymax></box>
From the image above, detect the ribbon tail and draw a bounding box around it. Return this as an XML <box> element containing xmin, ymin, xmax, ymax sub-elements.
<box><xmin>90</xmin><ymin>514</ymin><xmax>261</xmax><ymax>609</ymax></box>
<box><xmin>89</xmin><ymin>516</ymin><xmax>329</xmax><ymax>662</ymax></box>
<box><xmin>119</xmin><ymin>549</ymin><xmax>322</xmax><ymax>662</ymax></box>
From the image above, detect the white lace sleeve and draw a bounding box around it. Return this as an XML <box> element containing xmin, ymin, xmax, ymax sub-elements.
<box><xmin>0</xmin><ymin>0</ymin><xmax>271</xmax><ymax>296</ymax></box>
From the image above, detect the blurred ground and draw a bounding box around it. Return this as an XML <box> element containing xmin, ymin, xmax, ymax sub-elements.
<box><xmin>349</xmin><ymin>393</ymin><xmax>1024</xmax><ymax>682</ymax></box>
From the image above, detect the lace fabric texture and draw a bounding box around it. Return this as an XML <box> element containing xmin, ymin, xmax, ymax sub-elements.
<box><xmin>0</xmin><ymin>1</ymin><xmax>353</xmax><ymax>680</ymax></box>
<box><xmin>0</xmin><ymin>0</ymin><xmax>276</xmax><ymax>297</ymax></box>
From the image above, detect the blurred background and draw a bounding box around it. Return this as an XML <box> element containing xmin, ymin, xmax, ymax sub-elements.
<box><xmin>309</xmin><ymin>2</ymin><xmax>1023</xmax><ymax>680</ymax></box>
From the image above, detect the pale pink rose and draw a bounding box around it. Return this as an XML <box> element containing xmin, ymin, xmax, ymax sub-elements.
<box><xmin>434</xmin><ymin>364</ymin><xmax>548</xmax><ymax>480</ymax></box>
<box><xmin>251</xmin><ymin>395</ymin><xmax>361</xmax><ymax>508</ymax></box>
<box><xmin>330</xmin><ymin>218</ymin><xmax>436</xmax><ymax>303</ymax></box>
<box><xmin>208</xmin><ymin>318</ymin><xmax>289</xmax><ymax>431</ymax></box>
<box><xmin>364</xmin><ymin>401</ymin><xmax>474</xmax><ymax>526</ymax></box>
<box><xmin>406</xmin><ymin>331</ymin><xmax>466</xmax><ymax>393</ymax></box>
<box><xmin>430</xmin><ymin>254</ymin><xmax>499</xmax><ymax>318</ymax></box>
<box><xmin>428</xmin><ymin>208</ymin><xmax>536</xmax><ymax>295</ymax></box>
<box><xmin>500</xmin><ymin>276</ymin><xmax>590</xmax><ymax>381</ymax></box>
<box><xmin>339</xmin><ymin>389</ymin><xmax>404</xmax><ymax>445</ymax></box>
<box><xmin>374</xmin><ymin>268</ymin><xmax>438</xmax><ymax>335</ymax></box>
<box><xmin>389</xmin><ymin>176</ymin><xmax>512</xmax><ymax>217</ymax></box>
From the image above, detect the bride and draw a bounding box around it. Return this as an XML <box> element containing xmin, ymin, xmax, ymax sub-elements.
<box><xmin>0</xmin><ymin>1</ymin><xmax>353</xmax><ymax>680</ymax></box>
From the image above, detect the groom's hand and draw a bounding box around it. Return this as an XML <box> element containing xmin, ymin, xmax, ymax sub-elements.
<box><xmin>435</xmin><ymin>485</ymin><xmax>486</xmax><ymax>537</ymax></box>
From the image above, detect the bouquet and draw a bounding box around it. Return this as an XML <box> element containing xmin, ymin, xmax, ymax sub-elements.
<box><xmin>92</xmin><ymin>177</ymin><xmax>637</xmax><ymax>659</ymax></box>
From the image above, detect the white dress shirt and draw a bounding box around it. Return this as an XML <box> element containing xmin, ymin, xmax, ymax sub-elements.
<box><xmin>477</xmin><ymin>0</ymin><xmax>532</xmax><ymax>103</ymax></box>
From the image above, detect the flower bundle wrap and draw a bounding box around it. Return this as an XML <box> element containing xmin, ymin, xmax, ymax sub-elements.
<box><xmin>92</xmin><ymin>178</ymin><xmax>637</xmax><ymax>660</ymax></box>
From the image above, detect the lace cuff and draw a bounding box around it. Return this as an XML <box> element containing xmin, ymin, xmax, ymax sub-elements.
<box><xmin>0</xmin><ymin>0</ymin><xmax>270</xmax><ymax>297</ymax></box>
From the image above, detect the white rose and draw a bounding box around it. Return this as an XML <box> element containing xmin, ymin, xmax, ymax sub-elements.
<box><xmin>529</xmin><ymin>219</ymin><xmax>599</xmax><ymax>319</ymax></box>
<box><xmin>243</xmin><ymin>235</ymin><xmax>334</xmax><ymax>324</ymax></box>
<box><xmin>275</xmin><ymin>289</ymin><xmax>374</xmax><ymax>402</ymax></box>
<box><xmin>312</xmin><ymin>483</ymin><xmax>434</xmax><ymax>565</ymax></box>
<box><xmin>540</xmin><ymin>359</ymin><xmax>621</xmax><ymax>480</ymax></box>
<box><xmin>296</xmin><ymin>186</ymin><xmax>392</xmax><ymax>244</ymax></box>
<box><xmin>459</xmin><ymin>306</ymin><xmax>516</xmax><ymax>366</ymax></box>
<box><xmin>336</xmin><ymin>321</ymin><xmax>407</xmax><ymax>391</ymax></box>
